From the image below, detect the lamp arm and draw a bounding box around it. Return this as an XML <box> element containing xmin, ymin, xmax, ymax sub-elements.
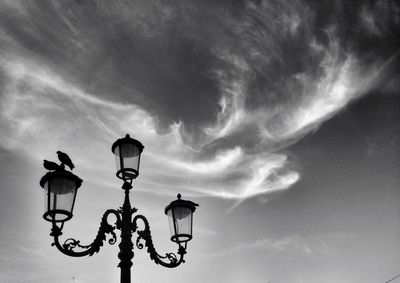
<box><xmin>132</xmin><ymin>214</ymin><xmax>186</xmax><ymax>268</ymax></box>
<box><xmin>50</xmin><ymin>209</ymin><xmax>121</xmax><ymax>257</ymax></box>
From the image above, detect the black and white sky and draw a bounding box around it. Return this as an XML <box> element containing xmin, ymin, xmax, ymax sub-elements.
<box><xmin>0</xmin><ymin>1</ymin><xmax>399</xmax><ymax>282</ymax></box>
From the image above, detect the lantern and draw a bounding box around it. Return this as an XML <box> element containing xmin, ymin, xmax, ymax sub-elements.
<box><xmin>40</xmin><ymin>170</ymin><xmax>82</xmax><ymax>222</ymax></box>
<box><xmin>111</xmin><ymin>134</ymin><xmax>144</xmax><ymax>181</ymax></box>
<box><xmin>165</xmin><ymin>194</ymin><xmax>199</xmax><ymax>244</ymax></box>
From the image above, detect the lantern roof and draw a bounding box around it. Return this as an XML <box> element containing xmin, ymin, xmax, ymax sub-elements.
<box><xmin>111</xmin><ymin>134</ymin><xmax>144</xmax><ymax>154</ymax></box>
<box><xmin>165</xmin><ymin>194</ymin><xmax>199</xmax><ymax>215</ymax></box>
<box><xmin>40</xmin><ymin>169</ymin><xmax>83</xmax><ymax>189</ymax></box>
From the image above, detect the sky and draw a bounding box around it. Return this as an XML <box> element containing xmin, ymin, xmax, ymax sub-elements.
<box><xmin>0</xmin><ymin>0</ymin><xmax>399</xmax><ymax>282</ymax></box>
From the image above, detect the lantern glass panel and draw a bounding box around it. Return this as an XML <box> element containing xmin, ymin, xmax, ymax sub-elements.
<box><xmin>167</xmin><ymin>206</ymin><xmax>193</xmax><ymax>243</ymax></box>
<box><xmin>44</xmin><ymin>178</ymin><xmax>76</xmax><ymax>222</ymax></box>
<box><xmin>113</xmin><ymin>143</ymin><xmax>141</xmax><ymax>180</ymax></box>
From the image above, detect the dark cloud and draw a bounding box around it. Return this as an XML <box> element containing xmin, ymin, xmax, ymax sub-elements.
<box><xmin>1</xmin><ymin>0</ymin><xmax>399</xmax><ymax>137</ymax></box>
<box><xmin>0</xmin><ymin>0</ymin><xmax>231</xmax><ymax>131</ymax></box>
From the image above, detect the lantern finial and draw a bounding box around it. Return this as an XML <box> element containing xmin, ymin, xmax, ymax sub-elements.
<box><xmin>177</xmin><ymin>193</ymin><xmax>181</xmax><ymax>199</ymax></box>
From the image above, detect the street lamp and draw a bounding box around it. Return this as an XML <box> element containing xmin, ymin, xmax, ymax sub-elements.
<box><xmin>111</xmin><ymin>134</ymin><xmax>144</xmax><ymax>181</ymax></box>
<box><xmin>39</xmin><ymin>135</ymin><xmax>199</xmax><ymax>283</ymax></box>
<box><xmin>165</xmin><ymin>194</ymin><xmax>198</xmax><ymax>244</ymax></box>
<box><xmin>40</xmin><ymin>169</ymin><xmax>82</xmax><ymax>222</ymax></box>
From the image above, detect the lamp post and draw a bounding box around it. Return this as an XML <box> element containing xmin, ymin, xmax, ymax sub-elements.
<box><xmin>39</xmin><ymin>134</ymin><xmax>199</xmax><ymax>283</ymax></box>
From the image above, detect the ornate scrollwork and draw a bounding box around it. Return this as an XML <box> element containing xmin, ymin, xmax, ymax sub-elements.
<box><xmin>132</xmin><ymin>214</ymin><xmax>186</xmax><ymax>268</ymax></box>
<box><xmin>51</xmin><ymin>209</ymin><xmax>121</xmax><ymax>257</ymax></box>
<box><xmin>48</xmin><ymin>191</ymin><xmax>189</xmax><ymax>270</ymax></box>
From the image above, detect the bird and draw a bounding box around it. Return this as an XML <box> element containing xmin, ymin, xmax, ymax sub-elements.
<box><xmin>43</xmin><ymin>160</ymin><xmax>63</xmax><ymax>171</ymax></box>
<box><xmin>56</xmin><ymin>151</ymin><xmax>75</xmax><ymax>170</ymax></box>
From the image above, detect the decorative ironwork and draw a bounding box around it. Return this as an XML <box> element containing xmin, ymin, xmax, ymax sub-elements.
<box><xmin>48</xmin><ymin>183</ymin><xmax>188</xmax><ymax>276</ymax></box>
<box><xmin>133</xmin><ymin>214</ymin><xmax>186</xmax><ymax>268</ymax></box>
<box><xmin>50</xmin><ymin>209</ymin><xmax>120</xmax><ymax>257</ymax></box>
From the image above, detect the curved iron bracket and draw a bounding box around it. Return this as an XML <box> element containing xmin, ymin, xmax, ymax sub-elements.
<box><xmin>132</xmin><ymin>214</ymin><xmax>186</xmax><ymax>268</ymax></box>
<box><xmin>51</xmin><ymin>209</ymin><xmax>121</xmax><ymax>257</ymax></box>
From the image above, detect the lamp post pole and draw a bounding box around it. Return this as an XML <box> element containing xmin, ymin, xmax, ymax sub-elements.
<box><xmin>119</xmin><ymin>182</ymin><xmax>134</xmax><ymax>283</ymax></box>
<box><xmin>39</xmin><ymin>135</ymin><xmax>199</xmax><ymax>283</ymax></box>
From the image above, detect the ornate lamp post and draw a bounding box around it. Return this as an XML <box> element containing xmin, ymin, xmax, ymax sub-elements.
<box><xmin>39</xmin><ymin>134</ymin><xmax>199</xmax><ymax>283</ymax></box>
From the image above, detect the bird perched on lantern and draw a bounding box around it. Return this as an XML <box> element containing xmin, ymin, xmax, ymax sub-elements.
<box><xmin>43</xmin><ymin>160</ymin><xmax>63</xmax><ymax>171</ymax></box>
<box><xmin>57</xmin><ymin>151</ymin><xmax>75</xmax><ymax>170</ymax></box>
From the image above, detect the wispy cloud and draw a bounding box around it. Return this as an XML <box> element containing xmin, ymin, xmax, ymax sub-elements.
<box><xmin>0</xmin><ymin>55</ymin><xmax>300</xmax><ymax>199</ymax></box>
<box><xmin>198</xmin><ymin>232</ymin><xmax>358</xmax><ymax>259</ymax></box>
<box><xmin>0</xmin><ymin>0</ymin><xmax>398</xmax><ymax>202</ymax></box>
<box><xmin>359</xmin><ymin>1</ymin><xmax>400</xmax><ymax>37</ymax></box>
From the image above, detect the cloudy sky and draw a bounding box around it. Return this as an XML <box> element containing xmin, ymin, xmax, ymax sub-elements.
<box><xmin>0</xmin><ymin>0</ymin><xmax>399</xmax><ymax>282</ymax></box>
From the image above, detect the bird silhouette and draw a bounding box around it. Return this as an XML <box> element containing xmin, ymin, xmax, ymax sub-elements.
<box><xmin>56</xmin><ymin>151</ymin><xmax>75</xmax><ymax>170</ymax></box>
<box><xmin>43</xmin><ymin>160</ymin><xmax>63</xmax><ymax>171</ymax></box>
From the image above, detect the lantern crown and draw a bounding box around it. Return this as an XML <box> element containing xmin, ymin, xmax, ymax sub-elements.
<box><xmin>40</xmin><ymin>170</ymin><xmax>82</xmax><ymax>188</ymax></box>
<box><xmin>164</xmin><ymin>194</ymin><xmax>199</xmax><ymax>215</ymax></box>
<box><xmin>111</xmin><ymin>134</ymin><xmax>144</xmax><ymax>155</ymax></box>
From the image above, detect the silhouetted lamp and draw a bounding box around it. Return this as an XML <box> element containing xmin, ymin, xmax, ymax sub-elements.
<box><xmin>112</xmin><ymin>134</ymin><xmax>144</xmax><ymax>181</ymax></box>
<box><xmin>40</xmin><ymin>170</ymin><xmax>82</xmax><ymax>222</ymax></box>
<box><xmin>39</xmin><ymin>135</ymin><xmax>199</xmax><ymax>283</ymax></box>
<box><xmin>165</xmin><ymin>194</ymin><xmax>199</xmax><ymax>244</ymax></box>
